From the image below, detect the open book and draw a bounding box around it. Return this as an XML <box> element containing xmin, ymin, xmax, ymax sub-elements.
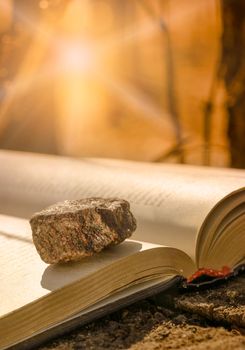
<box><xmin>0</xmin><ymin>150</ymin><xmax>244</xmax><ymax>350</ymax></box>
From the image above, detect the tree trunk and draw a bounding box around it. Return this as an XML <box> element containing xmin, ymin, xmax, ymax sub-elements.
<box><xmin>220</xmin><ymin>0</ymin><xmax>245</xmax><ymax>168</ymax></box>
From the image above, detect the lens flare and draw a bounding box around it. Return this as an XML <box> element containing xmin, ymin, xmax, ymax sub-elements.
<box><xmin>54</xmin><ymin>40</ymin><xmax>95</xmax><ymax>74</ymax></box>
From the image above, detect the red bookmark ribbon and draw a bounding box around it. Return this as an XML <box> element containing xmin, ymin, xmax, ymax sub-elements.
<box><xmin>187</xmin><ymin>266</ymin><xmax>231</xmax><ymax>284</ymax></box>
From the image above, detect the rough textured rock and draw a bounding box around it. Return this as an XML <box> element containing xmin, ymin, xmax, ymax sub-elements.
<box><xmin>30</xmin><ymin>198</ymin><xmax>137</xmax><ymax>264</ymax></box>
<box><xmin>175</xmin><ymin>275</ymin><xmax>245</xmax><ymax>328</ymax></box>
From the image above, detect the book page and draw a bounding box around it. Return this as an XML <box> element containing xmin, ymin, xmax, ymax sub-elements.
<box><xmin>0</xmin><ymin>214</ymin><xmax>162</xmax><ymax>317</ymax></box>
<box><xmin>1</xmin><ymin>212</ymin><xmax>196</xmax><ymax>349</ymax></box>
<box><xmin>0</xmin><ymin>150</ymin><xmax>244</xmax><ymax>258</ymax></box>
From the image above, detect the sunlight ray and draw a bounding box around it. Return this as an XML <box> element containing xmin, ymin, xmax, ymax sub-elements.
<box><xmin>0</xmin><ymin>0</ymin><xmax>206</xmax><ymax>145</ymax></box>
<box><xmin>0</xmin><ymin>24</ymin><xmax>54</xmax><ymax>135</ymax></box>
<box><xmin>96</xmin><ymin>0</ymin><xmax>208</xmax><ymax>55</ymax></box>
<box><xmin>96</xmin><ymin>70</ymin><xmax>174</xmax><ymax>133</ymax></box>
<box><xmin>8</xmin><ymin>4</ymin><xmax>50</xmax><ymax>38</ymax></box>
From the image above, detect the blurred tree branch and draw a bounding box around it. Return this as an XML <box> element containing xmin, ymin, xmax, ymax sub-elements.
<box><xmin>139</xmin><ymin>1</ymin><xmax>184</xmax><ymax>163</ymax></box>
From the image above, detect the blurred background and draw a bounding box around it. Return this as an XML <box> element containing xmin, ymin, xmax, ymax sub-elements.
<box><xmin>0</xmin><ymin>0</ymin><xmax>244</xmax><ymax>168</ymax></box>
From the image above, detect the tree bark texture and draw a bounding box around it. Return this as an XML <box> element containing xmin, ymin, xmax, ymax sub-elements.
<box><xmin>221</xmin><ymin>0</ymin><xmax>245</xmax><ymax>168</ymax></box>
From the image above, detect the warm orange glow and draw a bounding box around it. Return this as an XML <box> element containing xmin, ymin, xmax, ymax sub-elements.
<box><xmin>54</xmin><ymin>40</ymin><xmax>96</xmax><ymax>75</ymax></box>
<box><xmin>52</xmin><ymin>0</ymin><xmax>179</xmax><ymax>158</ymax></box>
<box><xmin>0</xmin><ymin>1</ymin><xmax>229</xmax><ymax>165</ymax></box>
<box><xmin>0</xmin><ymin>0</ymin><xmax>13</xmax><ymax>32</ymax></box>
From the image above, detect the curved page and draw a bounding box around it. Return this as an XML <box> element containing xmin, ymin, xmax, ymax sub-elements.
<box><xmin>0</xmin><ymin>150</ymin><xmax>244</xmax><ymax>259</ymax></box>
